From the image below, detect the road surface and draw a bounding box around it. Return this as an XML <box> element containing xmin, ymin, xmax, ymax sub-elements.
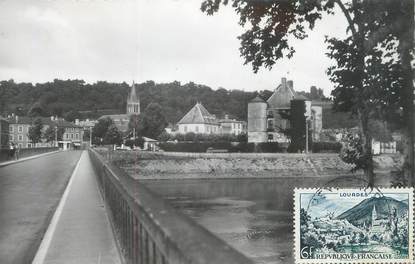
<box><xmin>0</xmin><ymin>151</ymin><xmax>82</xmax><ymax>264</ymax></box>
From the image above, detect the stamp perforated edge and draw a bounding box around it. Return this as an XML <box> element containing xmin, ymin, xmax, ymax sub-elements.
<box><xmin>293</xmin><ymin>187</ymin><xmax>414</xmax><ymax>264</ymax></box>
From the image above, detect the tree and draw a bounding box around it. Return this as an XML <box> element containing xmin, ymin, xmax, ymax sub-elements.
<box><xmin>129</xmin><ymin>103</ymin><xmax>167</xmax><ymax>139</ymax></box>
<box><xmin>64</xmin><ymin>110</ymin><xmax>82</xmax><ymax>122</ymax></box>
<box><xmin>125</xmin><ymin>137</ymin><xmax>144</xmax><ymax>148</ymax></box>
<box><xmin>103</xmin><ymin>124</ymin><xmax>122</xmax><ymax>145</ymax></box>
<box><xmin>43</xmin><ymin>126</ymin><xmax>65</xmax><ymax>143</ymax></box>
<box><xmin>286</xmin><ymin>99</ymin><xmax>307</xmax><ymax>153</ymax></box>
<box><xmin>92</xmin><ymin>118</ymin><xmax>113</xmax><ymax>144</ymax></box>
<box><xmin>43</xmin><ymin>126</ymin><xmax>55</xmax><ymax>143</ymax></box>
<box><xmin>28</xmin><ymin>118</ymin><xmax>43</xmax><ymax>144</ymax></box>
<box><xmin>201</xmin><ymin>0</ymin><xmax>414</xmax><ymax>187</ymax></box>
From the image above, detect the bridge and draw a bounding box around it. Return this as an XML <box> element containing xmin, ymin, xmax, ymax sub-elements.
<box><xmin>0</xmin><ymin>149</ymin><xmax>254</xmax><ymax>264</ymax></box>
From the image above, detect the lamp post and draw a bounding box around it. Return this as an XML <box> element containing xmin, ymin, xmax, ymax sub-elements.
<box><xmin>55</xmin><ymin>126</ymin><xmax>58</xmax><ymax>147</ymax></box>
<box><xmin>305</xmin><ymin>118</ymin><xmax>309</xmax><ymax>154</ymax></box>
<box><xmin>89</xmin><ymin>126</ymin><xmax>92</xmax><ymax>147</ymax></box>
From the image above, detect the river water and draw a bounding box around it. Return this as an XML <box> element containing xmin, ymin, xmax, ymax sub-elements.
<box><xmin>143</xmin><ymin>176</ymin><xmax>365</xmax><ymax>264</ymax></box>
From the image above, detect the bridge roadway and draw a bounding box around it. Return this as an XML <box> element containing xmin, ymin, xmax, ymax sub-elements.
<box><xmin>0</xmin><ymin>150</ymin><xmax>120</xmax><ymax>264</ymax></box>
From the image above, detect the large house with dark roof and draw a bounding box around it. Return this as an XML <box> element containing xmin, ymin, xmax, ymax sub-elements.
<box><xmin>177</xmin><ymin>102</ymin><xmax>220</xmax><ymax>134</ymax></box>
<box><xmin>99</xmin><ymin>82</ymin><xmax>140</xmax><ymax>133</ymax></box>
<box><xmin>176</xmin><ymin>103</ymin><xmax>246</xmax><ymax>135</ymax></box>
<box><xmin>248</xmin><ymin>77</ymin><xmax>322</xmax><ymax>143</ymax></box>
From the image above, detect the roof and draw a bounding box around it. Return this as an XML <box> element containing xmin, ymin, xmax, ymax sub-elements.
<box><xmin>7</xmin><ymin>116</ymin><xmax>81</xmax><ymax>128</ymax></box>
<box><xmin>177</xmin><ymin>103</ymin><xmax>218</xmax><ymax>125</ymax></box>
<box><xmin>99</xmin><ymin>114</ymin><xmax>129</xmax><ymax>120</ymax></box>
<box><xmin>52</xmin><ymin>119</ymin><xmax>82</xmax><ymax>128</ymax></box>
<box><xmin>7</xmin><ymin>116</ymin><xmax>33</xmax><ymax>124</ymax></box>
<box><xmin>219</xmin><ymin>118</ymin><xmax>245</xmax><ymax>124</ymax></box>
<box><xmin>142</xmin><ymin>137</ymin><xmax>157</xmax><ymax>142</ymax></box>
<box><xmin>249</xmin><ymin>95</ymin><xmax>266</xmax><ymax>103</ymax></box>
<box><xmin>267</xmin><ymin>83</ymin><xmax>297</xmax><ymax>109</ymax></box>
<box><xmin>293</xmin><ymin>94</ymin><xmax>308</xmax><ymax>101</ymax></box>
<box><xmin>99</xmin><ymin>114</ymin><xmax>130</xmax><ymax>132</ymax></box>
<box><xmin>127</xmin><ymin>82</ymin><xmax>139</xmax><ymax>103</ymax></box>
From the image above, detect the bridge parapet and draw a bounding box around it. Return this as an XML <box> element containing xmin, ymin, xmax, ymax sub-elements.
<box><xmin>89</xmin><ymin>148</ymin><xmax>254</xmax><ymax>264</ymax></box>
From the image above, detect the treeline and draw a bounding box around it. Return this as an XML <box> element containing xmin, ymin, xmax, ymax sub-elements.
<box><xmin>0</xmin><ymin>79</ymin><xmax>332</xmax><ymax>125</ymax></box>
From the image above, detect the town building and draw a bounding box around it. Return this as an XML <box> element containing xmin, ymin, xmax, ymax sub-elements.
<box><xmin>177</xmin><ymin>102</ymin><xmax>220</xmax><ymax>134</ymax></box>
<box><xmin>99</xmin><ymin>82</ymin><xmax>140</xmax><ymax>133</ymax></box>
<box><xmin>218</xmin><ymin>115</ymin><xmax>246</xmax><ymax>135</ymax></box>
<box><xmin>75</xmin><ymin>118</ymin><xmax>98</xmax><ymax>130</ymax></box>
<box><xmin>247</xmin><ymin>77</ymin><xmax>323</xmax><ymax>143</ymax></box>
<box><xmin>53</xmin><ymin>117</ymin><xmax>84</xmax><ymax>150</ymax></box>
<box><xmin>7</xmin><ymin>115</ymin><xmax>84</xmax><ymax>150</ymax></box>
<box><xmin>0</xmin><ymin>116</ymin><xmax>9</xmax><ymax>149</ymax></box>
<box><xmin>8</xmin><ymin>116</ymin><xmax>33</xmax><ymax>148</ymax></box>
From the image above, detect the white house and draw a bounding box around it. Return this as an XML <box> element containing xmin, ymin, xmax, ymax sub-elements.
<box><xmin>177</xmin><ymin>102</ymin><xmax>220</xmax><ymax>134</ymax></box>
<box><xmin>219</xmin><ymin>115</ymin><xmax>246</xmax><ymax>135</ymax></box>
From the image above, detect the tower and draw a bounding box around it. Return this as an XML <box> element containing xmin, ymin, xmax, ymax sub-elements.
<box><xmin>372</xmin><ymin>205</ymin><xmax>377</xmax><ymax>227</ymax></box>
<box><xmin>247</xmin><ymin>95</ymin><xmax>268</xmax><ymax>143</ymax></box>
<box><xmin>126</xmin><ymin>81</ymin><xmax>140</xmax><ymax>115</ymax></box>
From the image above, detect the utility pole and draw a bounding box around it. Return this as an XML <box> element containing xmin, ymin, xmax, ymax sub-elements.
<box><xmin>55</xmin><ymin>126</ymin><xmax>58</xmax><ymax>147</ymax></box>
<box><xmin>305</xmin><ymin>118</ymin><xmax>309</xmax><ymax>154</ymax></box>
<box><xmin>89</xmin><ymin>126</ymin><xmax>92</xmax><ymax>147</ymax></box>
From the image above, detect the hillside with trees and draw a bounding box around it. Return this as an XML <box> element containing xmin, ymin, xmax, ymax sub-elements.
<box><xmin>0</xmin><ymin>79</ymin><xmax>331</xmax><ymax>125</ymax></box>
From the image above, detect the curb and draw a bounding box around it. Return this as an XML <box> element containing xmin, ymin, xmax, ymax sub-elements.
<box><xmin>0</xmin><ymin>150</ymin><xmax>62</xmax><ymax>168</ymax></box>
<box><xmin>31</xmin><ymin>151</ymin><xmax>83</xmax><ymax>264</ymax></box>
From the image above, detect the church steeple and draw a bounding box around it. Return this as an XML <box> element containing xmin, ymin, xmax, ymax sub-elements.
<box><xmin>127</xmin><ymin>81</ymin><xmax>140</xmax><ymax>115</ymax></box>
<box><xmin>372</xmin><ymin>205</ymin><xmax>377</xmax><ymax>227</ymax></box>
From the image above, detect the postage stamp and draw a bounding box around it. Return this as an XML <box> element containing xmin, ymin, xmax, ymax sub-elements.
<box><xmin>294</xmin><ymin>188</ymin><xmax>414</xmax><ymax>263</ymax></box>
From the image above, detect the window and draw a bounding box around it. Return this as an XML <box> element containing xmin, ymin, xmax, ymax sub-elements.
<box><xmin>9</xmin><ymin>126</ymin><xmax>13</xmax><ymax>132</ymax></box>
<box><xmin>75</xmin><ymin>133</ymin><xmax>79</xmax><ymax>140</ymax></box>
<box><xmin>184</xmin><ymin>126</ymin><xmax>187</xmax><ymax>133</ymax></box>
<box><xmin>18</xmin><ymin>143</ymin><xmax>23</xmax><ymax>148</ymax></box>
<box><xmin>18</xmin><ymin>134</ymin><xmax>23</xmax><ymax>141</ymax></box>
<box><xmin>27</xmin><ymin>143</ymin><xmax>32</xmax><ymax>148</ymax></box>
<box><xmin>9</xmin><ymin>135</ymin><xmax>13</xmax><ymax>141</ymax></box>
<box><xmin>70</xmin><ymin>133</ymin><xmax>74</xmax><ymax>139</ymax></box>
<box><xmin>18</xmin><ymin>126</ymin><xmax>23</xmax><ymax>132</ymax></box>
<box><xmin>65</xmin><ymin>134</ymin><xmax>69</xmax><ymax>139</ymax></box>
<box><xmin>195</xmin><ymin>126</ymin><xmax>199</xmax><ymax>133</ymax></box>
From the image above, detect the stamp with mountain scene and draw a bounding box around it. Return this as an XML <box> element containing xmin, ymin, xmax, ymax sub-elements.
<box><xmin>294</xmin><ymin>188</ymin><xmax>414</xmax><ymax>263</ymax></box>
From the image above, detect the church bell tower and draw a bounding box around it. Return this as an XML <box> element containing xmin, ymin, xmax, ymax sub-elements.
<box><xmin>127</xmin><ymin>81</ymin><xmax>140</xmax><ymax>115</ymax></box>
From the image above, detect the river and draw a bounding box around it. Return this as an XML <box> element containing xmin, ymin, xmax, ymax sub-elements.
<box><xmin>143</xmin><ymin>176</ymin><xmax>365</xmax><ymax>264</ymax></box>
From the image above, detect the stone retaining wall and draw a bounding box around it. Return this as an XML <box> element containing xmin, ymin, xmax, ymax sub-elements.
<box><xmin>119</xmin><ymin>151</ymin><xmax>366</xmax><ymax>180</ymax></box>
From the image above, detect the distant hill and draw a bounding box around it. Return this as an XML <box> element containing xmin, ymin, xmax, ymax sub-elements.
<box><xmin>0</xmin><ymin>79</ymin><xmax>356</xmax><ymax>128</ymax></box>
<box><xmin>337</xmin><ymin>196</ymin><xmax>408</xmax><ymax>226</ymax></box>
<box><xmin>401</xmin><ymin>199</ymin><xmax>409</xmax><ymax>205</ymax></box>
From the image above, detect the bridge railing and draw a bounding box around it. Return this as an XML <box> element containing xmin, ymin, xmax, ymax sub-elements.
<box><xmin>88</xmin><ymin>148</ymin><xmax>254</xmax><ymax>264</ymax></box>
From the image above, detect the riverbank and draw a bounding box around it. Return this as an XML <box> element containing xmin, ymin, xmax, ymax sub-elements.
<box><xmin>94</xmin><ymin>149</ymin><xmax>401</xmax><ymax>182</ymax></box>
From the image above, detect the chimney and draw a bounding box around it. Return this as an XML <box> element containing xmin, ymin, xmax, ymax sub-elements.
<box><xmin>75</xmin><ymin>119</ymin><xmax>79</xmax><ymax>125</ymax></box>
<box><xmin>225</xmin><ymin>114</ymin><xmax>229</xmax><ymax>119</ymax></box>
<box><xmin>281</xmin><ymin>77</ymin><xmax>287</xmax><ymax>88</ymax></box>
<box><xmin>287</xmin><ymin>80</ymin><xmax>293</xmax><ymax>91</ymax></box>
<box><xmin>51</xmin><ymin>116</ymin><xmax>54</xmax><ymax>121</ymax></box>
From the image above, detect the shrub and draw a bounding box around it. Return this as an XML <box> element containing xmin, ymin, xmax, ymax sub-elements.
<box><xmin>158</xmin><ymin>141</ymin><xmax>281</xmax><ymax>153</ymax></box>
<box><xmin>312</xmin><ymin>141</ymin><xmax>342</xmax><ymax>153</ymax></box>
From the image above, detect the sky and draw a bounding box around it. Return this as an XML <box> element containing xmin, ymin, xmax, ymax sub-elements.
<box><xmin>0</xmin><ymin>0</ymin><xmax>347</xmax><ymax>95</ymax></box>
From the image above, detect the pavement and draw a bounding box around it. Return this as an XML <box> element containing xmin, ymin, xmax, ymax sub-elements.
<box><xmin>0</xmin><ymin>150</ymin><xmax>61</xmax><ymax>168</ymax></box>
<box><xmin>0</xmin><ymin>150</ymin><xmax>83</xmax><ymax>264</ymax></box>
<box><xmin>33</xmin><ymin>151</ymin><xmax>121</xmax><ymax>264</ymax></box>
